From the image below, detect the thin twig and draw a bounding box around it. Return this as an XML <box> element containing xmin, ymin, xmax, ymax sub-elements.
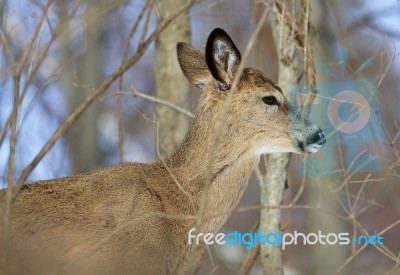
<box><xmin>0</xmin><ymin>32</ymin><xmax>16</xmax><ymax>71</ymax></box>
<box><xmin>137</xmin><ymin>1</ymin><xmax>152</xmax><ymax>51</ymax></box>
<box><xmin>238</xmin><ymin>220</ymin><xmax>261</xmax><ymax>275</ymax></box>
<box><xmin>16</xmin><ymin>0</ymin><xmax>55</xmax><ymax>74</ymax></box>
<box><xmin>116</xmin><ymin>1</ymin><xmax>151</xmax><ymax>162</ymax></box>
<box><xmin>131</xmin><ymin>86</ymin><xmax>194</xmax><ymax>118</ymax></box>
<box><xmin>155</xmin><ymin>122</ymin><xmax>196</xmax><ymax>211</ymax></box>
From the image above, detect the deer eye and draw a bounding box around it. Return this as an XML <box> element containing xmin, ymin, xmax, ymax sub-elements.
<box><xmin>262</xmin><ymin>96</ymin><xmax>278</xmax><ymax>106</ymax></box>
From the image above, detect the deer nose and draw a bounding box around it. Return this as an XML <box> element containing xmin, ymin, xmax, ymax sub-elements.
<box><xmin>313</xmin><ymin>130</ymin><xmax>326</xmax><ymax>147</ymax></box>
<box><xmin>301</xmin><ymin>128</ymin><xmax>326</xmax><ymax>154</ymax></box>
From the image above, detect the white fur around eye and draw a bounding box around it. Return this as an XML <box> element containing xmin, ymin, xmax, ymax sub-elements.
<box><xmin>265</xmin><ymin>105</ymin><xmax>279</xmax><ymax>113</ymax></box>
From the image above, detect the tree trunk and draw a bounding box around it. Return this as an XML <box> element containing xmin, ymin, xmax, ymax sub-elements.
<box><xmin>58</xmin><ymin>0</ymin><xmax>105</xmax><ymax>173</ymax></box>
<box><xmin>155</xmin><ymin>0</ymin><xmax>190</xmax><ymax>156</ymax></box>
<box><xmin>259</xmin><ymin>154</ymin><xmax>290</xmax><ymax>275</ymax></box>
<box><xmin>259</xmin><ymin>1</ymin><xmax>307</xmax><ymax>274</ymax></box>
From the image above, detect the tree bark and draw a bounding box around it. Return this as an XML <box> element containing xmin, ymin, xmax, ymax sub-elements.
<box><xmin>58</xmin><ymin>0</ymin><xmax>105</xmax><ymax>173</ymax></box>
<box><xmin>259</xmin><ymin>154</ymin><xmax>290</xmax><ymax>275</ymax></box>
<box><xmin>155</xmin><ymin>0</ymin><xmax>191</xmax><ymax>156</ymax></box>
<box><xmin>259</xmin><ymin>1</ymin><xmax>306</xmax><ymax>274</ymax></box>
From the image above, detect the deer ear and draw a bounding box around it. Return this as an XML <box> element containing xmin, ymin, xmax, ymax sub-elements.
<box><xmin>177</xmin><ymin>42</ymin><xmax>210</xmax><ymax>89</ymax></box>
<box><xmin>205</xmin><ymin>28</ymin><xmax>241</xmax><ymax>91</ymax></box>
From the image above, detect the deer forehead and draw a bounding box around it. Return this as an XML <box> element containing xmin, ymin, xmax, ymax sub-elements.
<box><xmin>234</xmin><ymin>68</ymin><xmax>286</xmax><ymax>105</ymax></box>
<box><xmin>239</xmin><ymin>68</ymin><xmax>282</xmax><ymax>93</ymax></box>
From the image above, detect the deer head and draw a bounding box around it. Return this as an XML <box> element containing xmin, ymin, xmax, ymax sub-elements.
<box><xmin>177</xmin><ymin>28</ymin><xmax>325</xmax><ymax>157</ymax></box>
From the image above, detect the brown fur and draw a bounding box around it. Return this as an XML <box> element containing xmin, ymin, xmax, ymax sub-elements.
<box><xmin>0</xmin><ymin>28</ymin><xmax>324</xmax><ymax>274</ymax></box>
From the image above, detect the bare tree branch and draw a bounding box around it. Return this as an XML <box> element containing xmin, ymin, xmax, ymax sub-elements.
<box><xmin>131</xmin><ymin>86</ymin><xmax>194</xmax><ymax>118</ymax></box>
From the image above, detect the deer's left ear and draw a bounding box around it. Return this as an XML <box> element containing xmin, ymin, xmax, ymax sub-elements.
<box><xmin>205</xmin><ymin>28</ymin><xmax>241</xmax><ymax>91</ymax></box>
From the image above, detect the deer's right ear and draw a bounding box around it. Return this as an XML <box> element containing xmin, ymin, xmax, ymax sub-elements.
<box><xmin>177</xmin><ymin>42</ymin><xmax>210</xmax><ymax>89</ymax></box>
<box><xmin>205</xmin><ymin>28</ymin><xmax>241</xmax><ymax>91</ymax></box>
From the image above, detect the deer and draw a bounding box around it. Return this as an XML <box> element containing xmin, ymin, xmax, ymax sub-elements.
<box><xmin>0</xmin><ymin>28</ymin><xmax>325</xmax><ymax>275</ymax></box>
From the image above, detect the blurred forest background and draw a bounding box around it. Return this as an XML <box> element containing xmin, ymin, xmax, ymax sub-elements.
<box><xmin>1</xmin><ymin>0</ymin><xmax>400</xmax><ymax>274</ymax></box>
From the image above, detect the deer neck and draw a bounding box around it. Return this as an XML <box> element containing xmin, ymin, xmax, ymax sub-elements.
<box><xmin>167</xmin><ymin>103</ymin><xmax>259</xmax><ymax>232</ymax></box>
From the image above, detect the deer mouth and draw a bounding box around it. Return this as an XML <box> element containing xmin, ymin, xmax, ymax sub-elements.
<box><xmin>305</xmin><ymin>143</ymin><xmax>324</xmax><ymax>154</ymax></box>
